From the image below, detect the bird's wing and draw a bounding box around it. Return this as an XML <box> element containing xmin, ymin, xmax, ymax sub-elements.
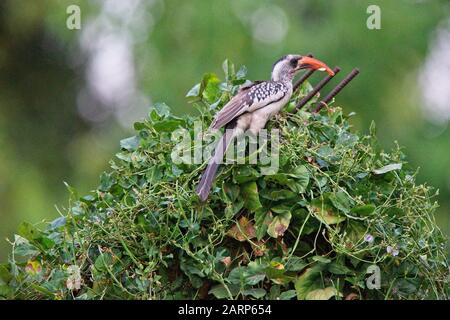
<box><xmin>238</xmin><ymin>80</ymin><xmax>265</xmax><ymax>92</ymax></box>
<box><xmin>209</xmin><ymin>81</ymin><xmax>288</xmax><ymax>130</ymax></box>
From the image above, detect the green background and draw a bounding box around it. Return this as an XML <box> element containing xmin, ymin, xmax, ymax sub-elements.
<box><xmin>0</xmin><ymin>0</ymin><xmax>448</xmax><ymax>261</ymax></box>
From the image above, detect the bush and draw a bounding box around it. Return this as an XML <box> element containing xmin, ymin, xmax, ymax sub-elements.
<box><xmin>0</xmin><ymin>61</ymin><xmax>448</xmax><ymax>300</ymax></box>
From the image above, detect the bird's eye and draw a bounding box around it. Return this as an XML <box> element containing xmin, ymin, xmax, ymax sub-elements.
<box><xmin>290</xmin><ymin>58</ymin><xmax>298</xmax><ymax>67</ymax></box>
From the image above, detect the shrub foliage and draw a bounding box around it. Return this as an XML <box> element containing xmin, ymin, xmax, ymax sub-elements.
<box><xmin>0</xmin><ymin>61</ymin><xmax>448</xmax><ymax>300</ymax></box>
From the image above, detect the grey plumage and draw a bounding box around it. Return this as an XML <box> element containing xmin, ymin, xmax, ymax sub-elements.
<box><xmin>196</xmin><ymin>54</ymin><xmax>333</xmax><ymax>201</ymax></box>
<box><xmin>209</xmin><ymin>81</ymin><xmax>289</xmax><ymax>131</ymax></box>
<box><xmin>196</xmin><ymin>125</ymin><xmax>235</xmax><ymax>202</ymax></box>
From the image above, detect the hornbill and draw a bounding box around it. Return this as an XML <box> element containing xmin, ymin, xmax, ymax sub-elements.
<box><xmin>196</xmin><ymin>54</ymin><xmax>334</xmax><ymax>201</ymax></box>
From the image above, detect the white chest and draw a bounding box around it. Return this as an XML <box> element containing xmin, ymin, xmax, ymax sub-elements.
<box><xmin>254</xmin><ymin>86</ymin><xmax>292</xmax><ymax>116</ymax></box>
<box><xmin>247</xmin><ymin>87</ymin><xmax>292</xmax><ymax>133</ymax></box>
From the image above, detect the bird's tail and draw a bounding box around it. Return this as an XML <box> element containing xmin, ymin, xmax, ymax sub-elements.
<box><xmin>196</xmin><ymin>128</ymin><xmax>235</xmax><ymax>202</ymax></box>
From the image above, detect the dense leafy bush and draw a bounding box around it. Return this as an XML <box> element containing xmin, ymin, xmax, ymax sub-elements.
<box><xmin>0</xmin><ymin>61</ymin><xmax>447</xmax><ymax>300</ymax></box>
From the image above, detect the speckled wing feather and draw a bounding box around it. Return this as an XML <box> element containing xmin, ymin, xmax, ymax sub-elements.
<box><xmin>209</xmin><ymin>81</ymin><xmax>288</xmax><ymax>130</ymax></box>
<box><xmin>238</xmin><ymin>80</ymin><xmax>265</xmax><ymax>92</ymax></box>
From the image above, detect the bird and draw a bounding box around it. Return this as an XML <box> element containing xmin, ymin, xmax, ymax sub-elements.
<box><xmin>196</xmin><ymin>54</ymin><xmax>334</xmax><ymax>202</ymax></box>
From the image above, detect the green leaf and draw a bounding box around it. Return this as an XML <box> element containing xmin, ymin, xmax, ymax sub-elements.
<box><xmin>0</xmin><ymin>285</ymin><xmax>13</xmax><ymax>298</ymax></box>
<box><xmin>13</xmin><ymin>235</ymin><xmax>39</xmax><ymax>257</ymax></box>
<box><xmin>270</xmin><ymin>204</ymin><xmax>291</xmax><ymax>214</ymax></box>
<box><xmin>316</xmin><ymin>146</ymin><xmax>336</xmax><ymax>167</ymax></box>
<box><xmin>208</xmin><ymin>284</ymin><xmax>239</xmax><ymax>299</ymax></box>
<box><xmin>265</xmin><ymin>261</ymin><xmax>293</xmax><ymax>285</ymax></box>
<box><xmin>202</xmin><ymin>73</ymin><xmax>221</xmax><ymax>103</ymax></box>
<box><xmin>329</xmin><ymin>191</ymin><xmax>353</xmax><ymax>213</ymax></box>
<box><xmin>38</xmin><ymin>236</ymin><xmax>55</xmax><ymax>250</ymax></box>
<box><xmin>282</xmin><ymin>180</ymin><xmax>303</xmax><ymax>194</ymax></box>
<box><xmin>241</xmin><ymin>182</ymin><xmax>262</xmax><ymax>213</ymax></box>
<box><xmin>245</xmin><ymin>273</ymin><xmax>266</xmax><ymax>286</ymax></box>
<box><xmin>285</xmin><ymin>257</ymin><xmax>307</xmax><ymax>272</ymax></box>
<box><xmin>233</xmin><ymin>166</ymin><xmax>261</xmax><ymax>183</ymax></box>
<box><xmin>291</xmin><ymin>208</ymin><xmax>320</xmax><ymax>235</ymax></box>
<box><xmin>261</xmin><ymin>189</ymin><xmax>296</xmax><ymax>200</ymax></box>
<box><xmin>82</xmin><ymin>194</ymin><xmax>96</xmax><ymax>202</ymax></box>
<box><xmin>336</xmin><ymin>132</ymin><xmax>358</xmax><ymax>147</ymax></box>
<box><xmin>186</xmin><ymin>83</ymin><xmax>200</xmax><ymax>98</ymax></box>
<box><xmin>236</xmin><ymin>65</ymin><xmax>247</xmax><ymax>79</ymax></box>
<box><xmin>242</xmin><ymin>288</ymin><xmax>266</xmax><ymax>299</ymax></box>
<box><xmin>120</xmin><ymin>136</ymin><xmax>139</xmax><ymax>151</ymax></box>
<box><xmin>0</xmin><ymin>264</ymin><xmax>12</xmax><ymax>283</ymax></box>
<box><xmin>369</xmin><ymin>120</ymin><xmax>376</xmax><ymax>136</ymax></box>
<box><xmin>227</xmin><ymin>267</ymin><xmax>246</xmax><ymax>285</ymax></box>
<box><xmin>279</xmin><ymin>290</ymin><xmax>297</xmax><ymax>300</ymax></box>
<box><xmin>328</xmin><ymin>262</ymin><xmax>353</xmax><ymax>275</ymax></box>
<box><xmin>150</xmin><ymin>102</ymin><xmax>170</xmax><ymax>118</ymax></box>
<box><xmin>395</xmin><ymin>278</ymin><xmax>418</xmax><ymax>295</ymax></box>
<box><xmin>94</xmin><ymin>253</ymin><xmax>113</xmax><ymax>272</ymax></box>
<box><xmin>16</xmin><ymin>223</ymin><xmax>54</xmax><ymax>250</ymax></box>
<box><xmin>226</xmin><ymin>267</ymin><xmax>247</xmax><ymax>285</ymax></box>
<box><xmin>305</xmin><ymin>287</ymin><xmax>338</xmax><ymax>300</ymax></box>
<box><xmin>226</xmin><ymin>199</ymin><xmax>244</xmax><ymax>218</ymax></box>
<box><xmin>171</xmin><ymin>164</ymin><xmax>183</xmax><ymax>177</ymax></box>
<box><xmin>287</xmin><ymin>165</ymin><xmax>309</xmax><ymax>179</ymax></box>
<box><xmin>373</xmin><ymin>163</ymin><xmax>402</xmax><ymax>174</ymax></box>
<box><xmin>294</xmin><ymin>265</ymin><xmax>324</xmax><ymax>300</ymax></box>
<box><xmin>188</xmin><ymin>73</ymin><xmax>222</xmax><ymax>102</ymax></box>
<box><xmin>146</xmin><ymin>166</ymin><xmax>163</xmax><ymax>183</ymax></box>
<box><xmin>351</xmin><ymin>204</ymin><xmax>376</xmax><ymax>216</ymax></box>
<box><xmin>266</xmin><ymin>166</ymin><xmax>309</xmax><ymax>194</ymax></box>
<box><xmin>312</xmin><ymin>256</ymin><xmax>331</xmax><ymax>264</ymax></box>
<box><xmin>345</xmin><ymin>221</ymin><xmax>367</xmax><ymax>245</ymax></box>
<box><xmin>254</xmin><ymin>209</ymin><xmax>273</xmax><ymax>240</ymax></box>
<box><xmin>269</xmin><ymin>285</ymin><xmax>281</xmax><ymax>299</ymax></box>
<box><xmin>265</xmin><ymin>174</ymin><xmax>290</xmax><ymax>185</ymax></box>
<box><xmin>267</xmin><ymin>212</ymin><xmax>291</xmax><ymax>238</ymax></box>
<box><xmin>116</xmin><ymin>152</ymin><xmax>132</xmax><ymax>162</ymax></box>
<box><xmin>228</xmin><ymin>263</ymin><xmax>266</xmax><ymax>286</ymax></box>
<box><xmin>153</xmin><ymin>119</ymin><xmax>185</xmax><ymax>132</ymax></box>
<box><xmin>17</xmin><ymin>222</ymin><xmax>41</xmax><ymax>241</ymax></box>
<box><xmin>222</xmin><ymin>59</ymin><xmax>235</xmax><ymax>80</ymax></box>
<box><xmin>310</xmin><ymin>196</ymin><xmax>346</xmax><ymax>225</ymax></box>
<box><xmin>222</xmin><ymin>183</ymin><xmax>240</xmax><ymax>203</ymax></box>
<box><xmin>99</xmin><ymin>172</ymin><xmax>114</xmax><ymax>191</ymax></box>
<box><xmin>133</xmin><ymin>121</ymin><xmax>148</xmax><ymax>131</ymax></box>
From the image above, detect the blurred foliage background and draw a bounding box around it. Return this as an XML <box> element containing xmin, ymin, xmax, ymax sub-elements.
<box><xmin>0</xmin><ymin>0</ymin><xmax>448</xmax><ymax>261</ymax></box>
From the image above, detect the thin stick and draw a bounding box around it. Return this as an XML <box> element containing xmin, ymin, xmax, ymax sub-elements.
<box><xmin>294</xmin><ymin>66</ymin><xmax>341</xmax><ymax>111</ymax></box>
<box><xmin>293</xmin><ymin>54</ymin><xmax>314</xmax><ymax>93</ymax></box>
<box><xmin>313</xmin><ymin>68</ymin><xmax>360</xmax><ymax>113</ymax></box>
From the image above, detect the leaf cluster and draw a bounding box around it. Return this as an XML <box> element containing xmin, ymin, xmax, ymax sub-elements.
<box><xmin>1</xmin><ymin>61</ymin><xmax>448</xmax><ymax>300</ymax></box>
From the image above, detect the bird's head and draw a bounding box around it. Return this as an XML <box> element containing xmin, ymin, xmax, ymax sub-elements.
<box><xmin>271</xmin><ymin>54</ymin><xmax>334</xmax><ymax>82</ymax></box>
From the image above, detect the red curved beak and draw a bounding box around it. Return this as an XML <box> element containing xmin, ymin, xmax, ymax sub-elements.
<box><xmin>297</xmin><ymin>56</ymin><xmax>335</xmax><ymax>76</ymax></box>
